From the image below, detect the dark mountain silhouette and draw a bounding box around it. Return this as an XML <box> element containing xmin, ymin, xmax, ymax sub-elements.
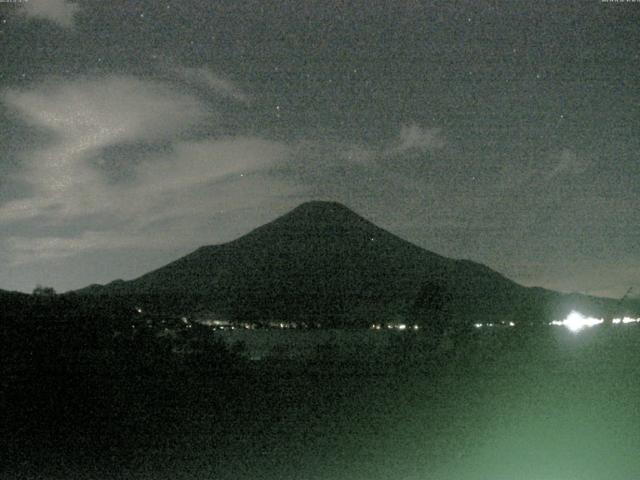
<box><xmin>75</xmin><ymin>201</ymin><xmax>628</xmax><ymax>328</ymax></box>
<box><xmin>0</xmin><ymin>289</ymin><xmax>31</xmax><ymax>310</ymax></box>
<box><xmin>0</xmin><ymin>288</ymin><xmax>27</xmax><ymax>297</ymax></box>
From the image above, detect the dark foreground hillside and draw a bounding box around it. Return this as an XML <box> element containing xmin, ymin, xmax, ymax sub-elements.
<box><xmin>3</xmin><ymin>314</ymin><xmax>640</xmax><ymax>480</ymax></box>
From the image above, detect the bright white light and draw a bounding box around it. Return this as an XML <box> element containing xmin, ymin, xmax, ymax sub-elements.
<box><xmin>397</xmin><ymin>324</ymin><xmax>407</xmax><ymax>331</ymax></box>
<box><xmin>611</xmin><ymin>317</ymin><xmax>640</xmax><ymax>325</ymax></box>
<box><xmin>474</xmin><ymin>323</ymin><xmax>483</xmax><ymax>329</ymax></box>
<box><xmin>552</xmin><ymin>311</ymin><xmax>603</xmax><ymax>332</ymax></box>
<box><xmin>508</xmin><ymin>321</ymin><xmax>515</xmax><ymax>327</ymax></box>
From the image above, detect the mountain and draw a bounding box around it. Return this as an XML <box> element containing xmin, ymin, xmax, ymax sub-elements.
<box><xmin>76</xmin><ymin>201</ymin><xmax>628</xmax><ymax>328</ymax></box>
<box><xmin>0</xmin><ymin>289</ymin><xmax>31</xmax><ymax>308</ymax></box>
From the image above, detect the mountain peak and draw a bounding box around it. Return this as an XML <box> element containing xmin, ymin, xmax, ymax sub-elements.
<box><xmin>229</xmin><ymin>200</ymin><xmax>375</xmax><ymax>248</ymax></box>
<box><xmin>294</xmin><ymin>200</ymin><xmax>349</xmax><ymax>208</ymax></box>
<box><xmin>290</xmin><ymin>200</ymin><xmax>355</xmax><ymax>215</ymax></box>
<box><xmin>282</xmin><ymin>200</ymin><xmax>367</xmax><ymax>224</ymax></box>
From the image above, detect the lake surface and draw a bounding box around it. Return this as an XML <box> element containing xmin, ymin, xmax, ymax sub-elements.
<box><xmin>212</xmin><ymin>328</ymin><xmax>420</xmax><ymax>360</ymax></box>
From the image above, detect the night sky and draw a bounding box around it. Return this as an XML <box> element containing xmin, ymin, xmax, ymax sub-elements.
<box><xmin>0</xmin><ymin>0</ymin><xmax>638</xmax><ymax>296</ymax></box>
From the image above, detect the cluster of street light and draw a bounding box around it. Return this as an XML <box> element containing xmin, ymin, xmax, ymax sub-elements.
<box><xmin>549</xmin><ymin>310</ymin><xmax>640</xmax><ymax>333</ymax></box>
<box><xmin>471</xmin><ymin>311</ymin><xmax>640</xmax><ymax>333</ymax></box>
<box><xmin>474</xmin><ymin>321</ymin><xmax>516</xmax><ymax>329</ymax></box>
<box><xmin>370</xmin><ymin>323</ymin><xmax>420</xmax><ymax>331</ymax></box>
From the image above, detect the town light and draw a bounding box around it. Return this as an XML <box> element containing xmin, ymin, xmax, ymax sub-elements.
<box><xmin>550</xmin><ymin>311</ymin><xmax>603</xmax><ymax>332</ymax></box>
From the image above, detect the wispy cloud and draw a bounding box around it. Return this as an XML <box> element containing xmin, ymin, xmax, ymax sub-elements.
<box><xmin>176</xmin><ymin>67</ymin><xmax>250</xmax><ymax>103</ymax></box>
<box><xmin>395</xmin><ymin>124</ymin><xmax>446</xmax><ymax>153</ymax></box>
<box><xmin>0</xmin><ymin>75</ymin><xmax>448</xmax><ymax>275</ymax></box>
<box><xmin>547</xmin><ymin>148</ymin><xmax>590</xmax><ymax>179</ymax></box>
<box><xmin>20</xmin><ymin>0</ymin><xmax>79</xmax><ymax>28</ymax></box>
<box><xmin>292</xmin><ymin>123</ymin><xmax>447</xmax><ymax>172</ymax></box>
<box><xmin>1</xmin><ymin>75</ymin><xmax>210</xmax><ymax>221</ymax></box>
<box><xmin>0</xmin><ymin>74</ymin><xmax>297</xmax><ymax>265</ymax></box>
<box><xmin>3</xmin><ymin>231</ymin><xmax>166</xmax><ymax>264</ymax></box>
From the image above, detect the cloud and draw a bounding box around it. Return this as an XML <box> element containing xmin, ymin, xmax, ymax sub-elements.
<box><xmin>176</xmin><ymin>67</ymin><xmax>249</xmax><ymax>103</ymax></box>
<box><xmin>3</xmin><ymin>231</ymin><xmax>162</xmax><ymax>264</ymax></box>
<box><xmin>0</xmin><ymin>77</ymin><xmax>446</xmax><ymax>277</ymax></box>
<box><xmin>20</xmin><ymin>0</ymin><xmax>79</xmax><ymax>28</ymax></box>
<box><xmin>1</xmin><ymin>75</ymin><xmax>210</xmax><ymax>221</ymax></box>
<box><xmin>290</xmin><ymin>123</ymin><xmax>446</xmax><ymax>175</ymax></box>
<box><xmin>395</xmin><ymin>124</ymin><xmax>446</xmax><ymax>153</ymax></box>
<box><xmin>4</xmin><ymin>76</ymin><xmax>207</xmax><ymax>145</ymax></box>
<box><xmin>122</xmin><ymin>136</ymin><xmax>295</xmax><ymax>227</ymax></box>
<box><xmin>0</xmin><ymin>75</ymin><xmax>298</xmax><ymax>265</ymax></box>
<box><xmin>547</xmin><ymin>148</ymin><xmax>590</xmax><ymax>178</ymax></box>
<box><xmin>3</xmin><ymin>168</ymin><xmax>301</xmax><ymax>266</ymax></box>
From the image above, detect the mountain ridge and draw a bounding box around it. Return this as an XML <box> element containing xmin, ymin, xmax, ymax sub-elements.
<box><xmin>73</xmin><ymin>201</ymin><xmax>629</xmax><ymax>326</ymax></box>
